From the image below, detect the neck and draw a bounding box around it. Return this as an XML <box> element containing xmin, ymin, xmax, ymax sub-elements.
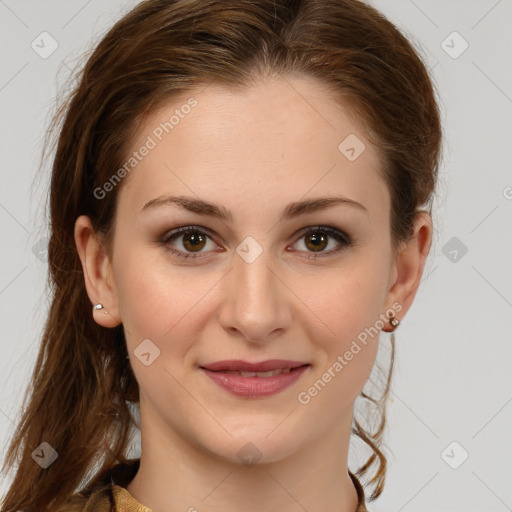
<box><xmin>126</xmin><ymin>400</ymin><xmax>360</xmax><ymax>512</ymax></box>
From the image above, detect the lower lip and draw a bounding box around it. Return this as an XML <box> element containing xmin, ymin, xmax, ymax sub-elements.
<box><xmin>201</xmin><ymin>365</ymin><xmax>310</xmax><ymax>398</ymax></box>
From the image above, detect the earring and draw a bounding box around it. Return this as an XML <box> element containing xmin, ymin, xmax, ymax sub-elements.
<box><xmin>387</xmin><ymin>314</ymin><xmax>400</xmax><ymax>331</ymax></box>
<box><xmin>93</xmin><ymin>303</ymin><xmax>109</xmax><ymax>314</ymax></box>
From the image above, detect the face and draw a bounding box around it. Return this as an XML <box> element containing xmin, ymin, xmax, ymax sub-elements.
<box><xmin>87</xmin><ymin>75</ymin><xmax>405</xmax><ymax>464</ymax></box>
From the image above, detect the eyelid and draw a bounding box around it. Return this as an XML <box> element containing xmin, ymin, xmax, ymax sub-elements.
<box><xmin>288</xmin><ymin>225</ymin><xmax>354</xmax><ymax>259</ymax></box>
<box><xmin>160</xmin><ymin>224</ymin><xmax>353</xmax><ymax>260</ymax></box>
<box><xmin>292</xmin><ymin>225</ymin><xmax>352</xmax><ymax>245</ymax></box>
<box><xmin>160</xmin><ymin>225</ymin><xmax>223</xmax><ymax>259</ymax></box>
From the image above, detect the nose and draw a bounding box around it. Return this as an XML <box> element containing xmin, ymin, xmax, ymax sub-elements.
<box><xmin>217</xmin><ymin>246</ymin><xmax>292</xmax><ymax>344</ymax></box>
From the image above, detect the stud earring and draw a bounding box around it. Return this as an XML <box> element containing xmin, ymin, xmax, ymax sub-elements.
<box><xmin>93</xmin><ymin>303</ymin><xmax>109</xmax><ymax>314</ymax></box>
<box><xmin>386</xmin><ymin>313</ymin><xmax>400</xmax><ymax>331</ymax></box>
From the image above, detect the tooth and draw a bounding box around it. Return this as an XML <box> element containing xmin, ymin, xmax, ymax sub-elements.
<box><xmin>256</xmin><ymin>370</ymin><xmax>278</xmax><ymax>377</ymax></box>
<box><xmin>282</xmin><ymin>368</ymin><xmax>291</xmax><ymax>374</ymax></box>
<box><xmin>238</xmin><ymin>369</ymin><xmax>286</xmax><ymax>377</ymax></box>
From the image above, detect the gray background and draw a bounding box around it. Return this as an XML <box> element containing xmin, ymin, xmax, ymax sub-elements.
<box><xmin>1</xmin><ymin>1</ymin><xmax>511</xmax><ymax>510</ymax></box>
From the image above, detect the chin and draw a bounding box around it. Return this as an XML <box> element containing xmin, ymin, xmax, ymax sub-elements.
<box><xmin>198</xmin><ymin>423</ymin><xmax>309</xmax><ymax>468</ymax></box>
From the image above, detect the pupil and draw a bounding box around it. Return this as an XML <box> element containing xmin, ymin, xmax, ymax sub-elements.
<box><xmin>188</xmin><ymin>233</ymin><xmax>201</xmax><ymax>245</ymax></box>
<box><xmin>308</xmin><ymin>233</ymin><xmax>327</xmax><ymax>251</ymax></box>
<box><xmin>185</xmin><ymin>232</ymin><xmax>204</xmax><ymax>250</ymax></box>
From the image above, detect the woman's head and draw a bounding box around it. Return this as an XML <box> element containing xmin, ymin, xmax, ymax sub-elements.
<box><xmin>2</xmin><ymin>1</ymin><xmax>441</xmax><ymax>510</ymax></box>
<box><xmin>65</xmin><ymin>0</ymin><xmax>440</xmax><ymax>247</ymax></box>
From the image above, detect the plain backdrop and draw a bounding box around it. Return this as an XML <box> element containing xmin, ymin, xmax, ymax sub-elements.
<box><xmin>0</xmin><ymin>1</ymin><xmax>511</xmax><ymax>511</ymax></box>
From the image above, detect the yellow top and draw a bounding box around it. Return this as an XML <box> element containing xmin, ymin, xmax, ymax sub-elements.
<box><xmin>112</xmin><ymin>485</ymin><xmax>152</xmax><ymax>512</ymax></box>
<box><xmin>72</xmin><ymin>459</ymin><xmax>367</xmax><ymax>511</ymax></box>
<box><xmin>110</xmin><ymin>471</ymin><xmax>368</xmax><ymax>511</ymax></box>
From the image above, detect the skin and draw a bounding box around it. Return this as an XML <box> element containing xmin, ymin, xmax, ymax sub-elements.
<box><xmin>75</xmin><ymin>74</ymin><xmax>432</xmax><ymax>512</ymax></box>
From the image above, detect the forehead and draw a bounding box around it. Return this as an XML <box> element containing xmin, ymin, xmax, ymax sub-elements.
<box><xmin>116</xmin><ymin>75</ymin><xmax>389</xmax><ymax>222</ymax></box>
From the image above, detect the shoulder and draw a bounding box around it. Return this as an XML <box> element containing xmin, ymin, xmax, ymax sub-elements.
<box><xmin>55</xmin><ymin>489</ymin><xmax>113</xmax><ymax>512</ymax></box>
<box><xmin>57</xmin><ymin>485</ymin><xmax>114</xmax><ymax>512</ymax></box>
<box><xmin>111</xmin><ymin>484</ymin><xmax>152</xmax><ymax>511</ymax></box>
<box><xmin>59</xmin><ymin>458</ymin><xmax>141</xmax><ymax>512</ymax></box>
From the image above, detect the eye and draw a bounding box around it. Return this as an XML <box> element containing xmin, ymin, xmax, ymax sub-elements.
<box><xmin>159</xmin><ymin>225</ymin><xmax>353</xmax><ymax>261</ymax></box>
<box><xmin>160</xmin><ymin>226</ymin><xmax>221</xmax><ymax>260</ymax></box>
<box><xmin>289</xmin><ymin>226</ymin><xmax>353</xmax><ymax>259</ymax></box>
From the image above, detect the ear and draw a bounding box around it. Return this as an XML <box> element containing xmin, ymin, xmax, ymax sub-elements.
<box><xmin>384</xmin><ymin>211</ymin><xmax>433</xmax><ymax>323</ymax></box>
<box><xmin>74</xmin><ymin>215</ymin><xmax>122</xmax><ymax>328</ymax></box>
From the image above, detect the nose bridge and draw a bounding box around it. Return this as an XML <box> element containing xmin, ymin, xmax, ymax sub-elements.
<box><xmin>220</xmin><ymin>240</ymin><xmax>290</xmax><ymax>341</ymax></box>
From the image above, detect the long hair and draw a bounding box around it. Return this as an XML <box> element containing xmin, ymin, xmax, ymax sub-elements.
<box><xmin>1</xmin><ymin>1</ymin><xmax>442</xmax><ymax>510</ymax></box>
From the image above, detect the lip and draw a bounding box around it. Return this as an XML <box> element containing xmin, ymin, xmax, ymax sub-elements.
<box><xmin>199</xmin><ymin>360</ymin><xmax>310</xmax><ymax>398</ymax></box>
<box><xmin>200</xmin><ymin>359</ymin><xmax>307</xmax><ymax>372</ymax></box>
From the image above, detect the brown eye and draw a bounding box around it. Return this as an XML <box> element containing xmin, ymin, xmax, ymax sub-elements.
<box><xmin>304</xmin><ymin>232</ymin><xmax>328</xmax><ymax>252</ymax></box>
<box><xmin>161</xmin><ymin>227</ymin><xmax>219</xmax><ymax>260</ymax></box>
<box><xmin>161</xmin><ymin>225</ymin><xmax>352</xmax><ymax>261</ymax></box>
<box><xmin>181</xmin><ymin>231</ymin><xmax>207</xmax><ymax>252</ymax></box>
<box><xmin>292</xmin><ymin>226</ymin><xmax>353</xmax><ymax>259</ymax></box>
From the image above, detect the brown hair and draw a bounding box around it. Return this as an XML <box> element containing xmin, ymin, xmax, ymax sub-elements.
<box><xmin>1</xmin><ymin>0</ymin><xmax>442</xmax><ymax>510</ymax></box>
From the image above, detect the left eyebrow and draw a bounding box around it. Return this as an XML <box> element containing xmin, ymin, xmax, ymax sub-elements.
<box><xmin>141</xmin><ymin>194</ymin><xmax>368</xmax><ymax>222</ymax></box>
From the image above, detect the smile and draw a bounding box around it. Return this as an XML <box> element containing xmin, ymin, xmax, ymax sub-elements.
<box><xmin>199</xmin><ymin>359</ymin><xmax>311</xmax><ymax>398</ymax></box>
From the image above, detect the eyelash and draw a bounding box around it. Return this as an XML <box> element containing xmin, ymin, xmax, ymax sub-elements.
<box><xmin>159</xmin><ymin>225</ymin><xmax>354</xmax><ymax>261</ymax></box>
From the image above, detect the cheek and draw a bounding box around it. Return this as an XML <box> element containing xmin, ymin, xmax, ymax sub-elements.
<box><xmin>112</xmin><ymin>243</ymin><xmax>223</xmax><ymax>359</ymax></box>
<box><xmin>302</xmin><ymin>255</ymin><xmax>390</xmax><ymax>343</ymax></box>
<box><xmin>296</xmin><ymin>254</ymin><xmax>390</xmax><ymax>393</ymax></box>
<box><xmin>113</xmin><ymin>249</ymin><xmax>210</xmax><ymax>407</ymax></box>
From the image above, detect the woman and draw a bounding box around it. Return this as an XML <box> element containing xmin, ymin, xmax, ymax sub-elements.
<box><xmin>1</xmin><ymin>0</ymin><xmax>442</xmax><ymax>510</ymax></box>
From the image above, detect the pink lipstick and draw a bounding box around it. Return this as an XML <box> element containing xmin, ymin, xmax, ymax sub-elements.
<box><xmin>200</xmin><ymin>359</ymin><xmax>310</xmax><ymax>398</ymax></box>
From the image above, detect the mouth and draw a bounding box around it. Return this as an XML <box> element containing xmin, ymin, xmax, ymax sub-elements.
<box><xmin>199</xmin><ymin>359</ymin><xmax>311</xmax><ymax>398</ymax></box>
<box><xmin>200</xmin><ymin>359</ymin><xmax>308</xmax><ymax>372</ymax></box>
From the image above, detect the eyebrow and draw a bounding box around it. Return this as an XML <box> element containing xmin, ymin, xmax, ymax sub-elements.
<box><xmin>141</xmin><ymin>194</ymin><xmax>367</xmax><ymax>222</ymax></box>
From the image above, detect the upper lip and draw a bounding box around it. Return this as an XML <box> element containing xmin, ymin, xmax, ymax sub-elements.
<box><xmin>200</xmin><ymin>359</ymin><xmax>309</xmax><ymax>372</ymax></box>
